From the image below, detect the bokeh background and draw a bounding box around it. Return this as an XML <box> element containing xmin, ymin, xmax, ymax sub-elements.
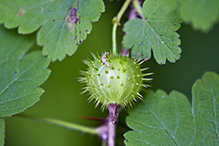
<box><xmin>4</xmin><ymin>0</ymin><xmax>219</xmax><ymax>146</ymax></box>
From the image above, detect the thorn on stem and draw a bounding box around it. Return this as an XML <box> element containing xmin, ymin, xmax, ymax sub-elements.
<box><xmin>80</xmin><ymin>116</ymin><xmax>107</xmax><ymax>122</ymax></box>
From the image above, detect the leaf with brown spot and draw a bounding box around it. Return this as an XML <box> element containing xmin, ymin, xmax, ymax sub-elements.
<box><xmin>0</xmin><ymin>0</ymin><xmax>105</xmax><ymax>61</ymax></box>
<box><xmin>17</xmin><ymin>9</ymin><xmax>25</xmax><ymax>17</ymax></box>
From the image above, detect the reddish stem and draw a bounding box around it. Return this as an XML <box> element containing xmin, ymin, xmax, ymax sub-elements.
<box><xmin>108</xmin><ymin>120</ymin><xmax>116</xmax><ymax>146</ymax></box>
<box><xmin>122</xmin><ymin>3</ymin><xmax>138</xmax><ymax>56</ymax></box>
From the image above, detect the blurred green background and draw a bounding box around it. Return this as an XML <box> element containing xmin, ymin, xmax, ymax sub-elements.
<box><xmin>4</xmin><ymin>0</ymin><xmax>219</xmax><ymax>146</ymax></box>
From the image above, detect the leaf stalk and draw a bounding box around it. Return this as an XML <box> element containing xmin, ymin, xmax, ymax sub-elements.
<box><xmin>132</xmin><ymin>0</ymin><xmax>144</xmax><ymax>19</ymax></box>
<box><xmin>15</xmin><ymin>114</ymin><xmax>98</xmax><ymax>135</ymax></box>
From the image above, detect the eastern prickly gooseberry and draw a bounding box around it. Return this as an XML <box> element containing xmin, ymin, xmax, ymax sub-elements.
<box><xmin>79</xmin><ymin>52</ymin><xmax>152</xmax><ymax>123</ymax></box>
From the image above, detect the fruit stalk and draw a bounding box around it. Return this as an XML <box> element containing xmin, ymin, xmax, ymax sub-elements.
<box><xmin>108</xmin><ymin>103</ymin><xmax>121</xmax><ymax>124</ymax></box>
<box><xmin>112</xmin><ymin>0</ymin><xmax>131</xmax><ymax>55</ymax></box>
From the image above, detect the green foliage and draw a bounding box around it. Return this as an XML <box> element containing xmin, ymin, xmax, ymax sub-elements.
<box><xmin>192</xmin><ymin>72</ymin><xmax>219</xmax><ymax>145</ymax></box>
<box><xmin>180</xmin><ymin>0</ymin><xmax>219</xmax><ymax>32</ymax></box>
<box><xmin>123</xmin><ymin>0</ymin><xmax>182</xmax><ymax>64</ymax></box>
<box><xmin>124</xmin><ymin>72</ymin><xmax>219</xmax><ymax>145</ymax></box>
<box><xmin>123</xmin><ymin>0</ymin><xmax>219</xmax><ymax>64</ymax></box>
<box><xmin>124</xmin><ymin>90</ymin><xmax>192</xmax><ymax>145</ymax></box>
<box><xmin>0</xmin><ymin>0</ymin><xmax>219</xmax><ymax>145</ymax></box>
<box><xmin>0</xmin><ymin>0</ymin><xmax>105</xmax><ymax>61</ymax></box>
<box><xmin>0</xmin><ymin>25</ymin><xmax>51</xmax><ymax>117</ymax></box>
<box><xmin>0</xmin><ymin>118</ymin><xmax>5</xmax><ymax>146</ymax></box>
<box><xmin>160</xmin><ymin>0</ymin><xmax>219</xmax><ymax>32</ymax></box>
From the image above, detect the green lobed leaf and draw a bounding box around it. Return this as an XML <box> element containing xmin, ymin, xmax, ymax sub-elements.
<box><xmin>0</xmin><ymin>0</ymin><xmax>105</xmax><ymax>61</ymax></box>
<box><xmin>124</xmin><ymin>72</ymin><xmax>219</xmax><ymax>145</ymax></box>
<box><xmin>0</xmin><ymin>118</ymin><xmax>5</xmax><ymax>146</ymax></box>
<box><xmin>122</xmin><ymin>0</ymin><xmax>182</xmax><ymax>64</ymax></box>
<box><xmin>0</xmin><ymin>25</ymin><xmax>51</xmax><ymax>117</ymax></box>
<box><xmin>124</xmin><ymin>90</ymin><xmax>194</xmax><ymax>145</ymax></box>
<box><xmin>180</xmin><ymin>0</ymin><xmax>219</xmax><ymax>32</ymax></box>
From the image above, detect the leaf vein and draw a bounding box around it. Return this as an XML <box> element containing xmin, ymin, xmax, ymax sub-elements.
<box><xmin>128</xmin><ymin>116</ymin><xmax>163</xmax><ymax>130</ymax></box>
<box><xmin>25</xmin><ymin>0</ymin><xmax>54</xmax><ymax>11</ymax></box>
<box><xmin>146</xmin><ymin>21</ymin><xmax>177</xmax><ymax>58</ymax></box>
<box><xmin>0</xmin><ymin>90</ymin><xmax>39</xmax><ymax>105</ymax></box>
<box><xmin>149</xmin><ymin>109</ymin><xmax>179</xmax><ymax>146</ymax></box>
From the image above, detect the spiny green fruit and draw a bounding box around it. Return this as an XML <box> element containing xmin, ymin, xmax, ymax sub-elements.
<box><xmin>79</xmin><ymin>52</ymin><xmax>152</xmax><ymax>109</ymax></box>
